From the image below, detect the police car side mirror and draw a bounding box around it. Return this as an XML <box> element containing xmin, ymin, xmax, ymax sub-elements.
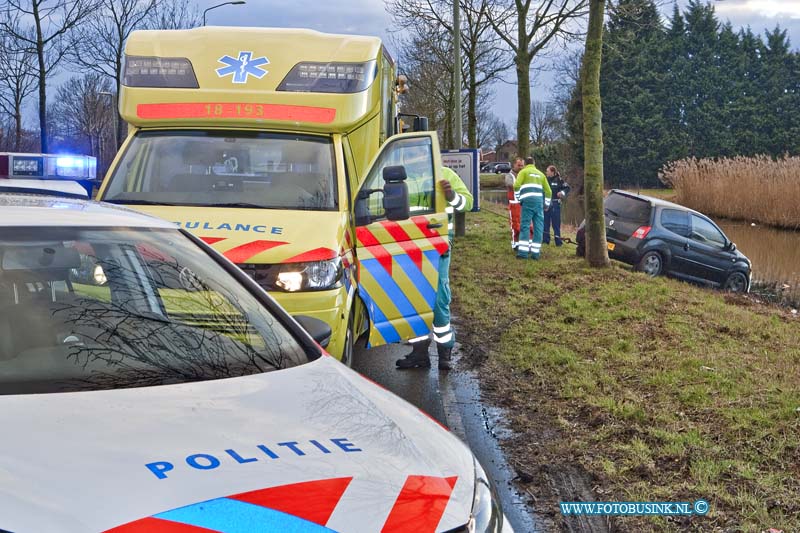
<box><xmin>293</xmin><ymin>315</ymin><xmax>332</xmax><ymax>348</ymax></box>
<box><xmin>383</xmin><ymin>166</ymin><xmax>409</xmax><ymax>221</ymax></box>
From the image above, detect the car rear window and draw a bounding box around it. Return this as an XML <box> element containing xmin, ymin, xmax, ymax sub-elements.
<box><xmin>605</xmin><ymin>192</ymin><xmax>652</xmax><ymax>224</ymax></box>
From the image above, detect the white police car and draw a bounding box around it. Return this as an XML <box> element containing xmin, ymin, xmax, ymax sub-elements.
<box><xmin>0</xmin><ymin>178</ymin><xmax>89</xmax><ymax>197</ymax></box>
<box><xmin>0</xmin><ymin>192</ymin><xmax>510</xmax><ymax>533</ymax></box>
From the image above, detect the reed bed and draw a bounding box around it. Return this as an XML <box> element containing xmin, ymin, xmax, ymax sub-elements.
<box><xmin>660</xmin><ymin>155</ymin><xmax>800</xmax><ymax>229</ymax></box>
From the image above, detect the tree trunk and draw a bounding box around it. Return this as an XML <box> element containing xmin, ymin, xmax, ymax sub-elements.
<box><xmin>14</xmin><ymin>106</ymin><xmax>22</xmax><ymax>152</ymax></box>
<box><xmin>582</xmin><ymin>0</ymin><xmax>610</xmax><ymax>267</ymax></box>
<box><xmin>516</xmin><ymin>51</ymin><xmax>530</xmax><ymax>158</ymax></box>
<box><xmin>33</xmin><ymin>1</ymin><xmax>48</xmax><ymax>153</ymax></box>
<box><xmin>467</xmin><ymin>54</ymin><xmax>477</xmax><ymax>148</ymax></box>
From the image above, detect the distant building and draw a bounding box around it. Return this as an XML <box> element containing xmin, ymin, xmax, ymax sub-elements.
<box><xmin>480</xmin><ymin>150</ymin><xmax>496</xmax><ymax>163</ymax></box>
<box><xmin>496</xmin><ymin>140</ymin><xmax>518</xmax><ymax>162</ymax></box>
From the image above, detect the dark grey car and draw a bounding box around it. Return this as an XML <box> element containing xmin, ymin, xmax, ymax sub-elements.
<box><xmin>576</xmin><ymin>190</ymin><xmax>752</xmax><ymax>292</ymax></box>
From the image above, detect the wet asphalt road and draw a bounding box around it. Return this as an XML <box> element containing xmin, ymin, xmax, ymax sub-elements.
<box><xmin>353</xmin><ymin>341</ymin><xmax>538</xmax><ymax>532</ymax></box>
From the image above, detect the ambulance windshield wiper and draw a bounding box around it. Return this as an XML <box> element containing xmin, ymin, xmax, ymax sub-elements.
<box><xmin>105</xmin><ymin>198</ymin><xmax>179</xmax><ymax>206</ymax></box>
<box><xmin>206</xmin><ymin>202</ymin><xmax>266</xmax><ymax>209</ymax></box>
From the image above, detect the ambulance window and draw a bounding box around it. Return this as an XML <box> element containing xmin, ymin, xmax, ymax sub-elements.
<box><xmin>104</xmin><ymin>131</ymin><xmax>338</xmax><ymax>211</ymax></box>
<box><xmin>360</xmin><ymin>137</ymin><xmax>434</xmax><ymax>221</ymax></box>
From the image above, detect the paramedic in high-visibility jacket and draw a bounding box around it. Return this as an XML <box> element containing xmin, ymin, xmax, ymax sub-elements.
<box><xmin>513</xmin><ymin>157</ymin><xmax>552</xmax><ymax>260</ymax></box>
<box><xmin>505</xmin><ymin>157</ymin><xmax>524</xmax><ymax>250</ymax></box>
<box><xmin>397</xmin><ymin>167</ymin><xmax>473</xmax><ymax>371</ymax></box>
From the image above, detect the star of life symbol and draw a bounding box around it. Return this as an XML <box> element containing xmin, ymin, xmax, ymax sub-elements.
<box><xmin>216</xmin><ymin>51</ymin><xmax>269</xmax><ymax>83</ymax></box>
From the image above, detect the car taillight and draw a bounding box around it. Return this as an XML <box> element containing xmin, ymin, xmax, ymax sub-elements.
<box><xmin>632</xmin><ymin>226</ymin><xmax>652</xmax><ymax>239</ymax></box>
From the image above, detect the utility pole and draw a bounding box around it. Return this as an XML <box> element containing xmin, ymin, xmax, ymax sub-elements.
<box><xmin>453</xmin><ymin>0</ymin><xmax>466</xmax><ymax>236</ymax></box>
<box><xmin>452</xmin><ymin>0</ymin><xmax>462</xmax><ymax>150</ymax></box>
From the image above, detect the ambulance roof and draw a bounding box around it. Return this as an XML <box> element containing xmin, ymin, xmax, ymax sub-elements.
<box><xmin>120</xmin><ymin>27</ymin><xmax>387</xmax><ymax>133</ymax></box>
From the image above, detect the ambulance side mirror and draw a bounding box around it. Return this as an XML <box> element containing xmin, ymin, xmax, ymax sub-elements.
<box><xmin>382</xmin><ymin>166</ymin><xmax>409</xmax><ymax>221</ymax></box>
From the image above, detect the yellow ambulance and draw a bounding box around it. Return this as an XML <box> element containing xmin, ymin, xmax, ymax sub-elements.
<box><xmin>97</xmin><ymin>27</ymin><xmax>450</xmax><ymax>365</ymax></box>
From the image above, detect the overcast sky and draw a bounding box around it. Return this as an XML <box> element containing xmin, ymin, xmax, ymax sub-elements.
<box><xmin>30</xmin><ymin>1</ymin><xmax>800</xmax><ymax>135</ymax></box>
<box><xmin>197</xmin><ymin>0</ymin><xmax>800</xmax><ymax>130</ymax></box>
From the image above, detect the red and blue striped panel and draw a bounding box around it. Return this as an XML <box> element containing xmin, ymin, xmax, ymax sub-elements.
<box><xmin>356</xmin><ymin>215</ymin><xmax>448</xmax><ymax>347</ymax></box>
<box><xmin>104</xmin><ymin>475</ymin><xmax>459</xmax><ymax>533</ymax></box>
<box><xmin>105</xmin><ymin>477</ymin><xmax>351</xmax><ymax>533</ymax></box>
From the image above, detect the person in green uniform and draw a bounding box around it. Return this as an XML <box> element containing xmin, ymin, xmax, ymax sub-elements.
<box><xmin>513</xmin><ymin>157</ymin><xmax>551</xmax><ymax>259</ymax></box>
<box><xmin>397</xmin><ymin>166</ymin><xmax>473</xmax><ymax>370</ymax></box>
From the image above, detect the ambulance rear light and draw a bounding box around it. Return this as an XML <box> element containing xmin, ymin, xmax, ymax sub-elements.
<box><xmin>277</xmin><ymin>60</ymin><xmax>377</xmax><ymax>93</ymax></box>
<box><xmin>122</xmin><ymin>56</ymin><xmax>199</xmax><ymax>88</ymax></box>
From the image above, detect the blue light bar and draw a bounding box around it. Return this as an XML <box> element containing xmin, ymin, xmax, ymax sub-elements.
<box><xmin>56</xmin><ymin>156</ymin><xmax>85</xmax><ymax>169</ymax></box>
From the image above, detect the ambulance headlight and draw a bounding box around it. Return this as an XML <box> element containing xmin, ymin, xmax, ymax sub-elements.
<box><xmin>123</xmin><ymin>55</ymin><xmax>199</xmax><ymax>88</ymax></box>
<box><xmin>239</xmin><ymin>258</ymin><xmax>343</xmax><ymax>292</ymax></box>
<box><xmin>469</xmin><ymin>460</ymin><xmax>503</xmax><ymax>532</ymax></box>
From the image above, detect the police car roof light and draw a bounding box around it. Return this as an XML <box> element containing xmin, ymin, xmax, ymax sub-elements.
<box><xmin>123</xmin><ymin>55</ymin><xmax>199</xmax><ymax>89</ymax></box>
<box><xmin>56</xmin><ymin>156</ymin><xmax>84</xmax><ymax>168</ymax></box>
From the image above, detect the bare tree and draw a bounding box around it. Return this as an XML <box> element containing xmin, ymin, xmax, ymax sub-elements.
<box><xmin>49</xmin><ymin>73</ymin><xmax>114</xmax><ymax>167</ymax></box>
<box><xmin>144</xmin><ymin>0</ymin><xmax>201</xmax><ymax>29</ymax></box>
<box><xmin>0</xmin><ymin>27</ymin><xmax>37</xmax><ymax>151</ymax></box>
<box><xmin>387</xmin><ymin>0</ymin><xmax>510</xmax><ymax>148</ymax></box>
<box><xmin>530</xmin><ymin>99</ymin><xmax>561</xmax><ymax>145</ymax></box>
<box><xmin>0</xmin><ymin>0</ymin><xmax>98</xmax><ymax>152</ymax></box>
<box><xmin>395</xmin><ymin>25</ymin><xmax>457</xmax><ymax>147</ymax></box>
<box><xmin>71</xmin><ymin>0</ymin><xmax>157</xmax><ymax>148</ymax></box>
<box><xmin>491</xmin><ymin>117</ymin><xmax>509</xmax><ymax>150</ymax></box>
<box><xmin>486</xmin><ymin>0</ymin><xmax>589</xmax><ymax>159</ymax></box>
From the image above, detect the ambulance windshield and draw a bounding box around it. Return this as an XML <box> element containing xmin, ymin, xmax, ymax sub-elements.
<box><xmin>104</xmin><ymin>131</ymin><xmax>338</xmax><ymax>211</ymax></box>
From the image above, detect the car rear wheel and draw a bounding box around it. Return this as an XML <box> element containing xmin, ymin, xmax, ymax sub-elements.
<box><xmin>637</xmin><ymin>251</ymin><xmax>663</xmax><ymax>277</ymax></box>
<box><xmin>724</xmin><ymin>271</ymin><xmax>748</xmax><ymax>293</ymax></box>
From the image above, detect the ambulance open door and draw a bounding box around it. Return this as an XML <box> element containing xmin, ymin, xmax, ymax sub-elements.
<box><xmin>354</xmin><ymin>133</ymin><xmax>449</xmax><ymax>348</ymax></box>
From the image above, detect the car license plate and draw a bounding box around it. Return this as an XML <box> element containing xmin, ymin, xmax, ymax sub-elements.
<box><xmin>607</xmin><ymin>242</ymin><xmax>615</xmax><ymax>251</ymax></box>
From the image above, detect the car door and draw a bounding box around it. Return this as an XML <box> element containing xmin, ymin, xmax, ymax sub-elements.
<box><xmin>659</xmin><ymin>208</ymin><xmax>692</xmax><ymax>276</ymax></box>
<box><xmin>354</xmin><ymin>133</ymin><xmax>448</xmax><ymax>348</ymax></box>
<box><xmin>685</xmin><ymin>214</ymin><xmax>730</xmax><ymax>284</ymax></box>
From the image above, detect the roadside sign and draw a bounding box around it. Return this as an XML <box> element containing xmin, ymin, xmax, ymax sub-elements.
<box><xmin>442</xmin><ymin>149</ymin><xmax>480</xmax><ymax>212</ymax></box>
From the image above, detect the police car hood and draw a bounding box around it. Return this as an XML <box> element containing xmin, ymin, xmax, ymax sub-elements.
<box><xmin>0</xmin><ymin>356</ymin><xmax>475</xmax><ymax>533</ymax></box>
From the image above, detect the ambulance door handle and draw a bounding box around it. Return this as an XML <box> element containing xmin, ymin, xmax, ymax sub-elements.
<box><xmin>427</xmin><ymin>222</ymin><xmax>443</xmax><ymax>229</ymax></box>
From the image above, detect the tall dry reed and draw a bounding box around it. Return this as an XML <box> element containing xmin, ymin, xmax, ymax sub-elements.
<box><xmin>660</xmin><ymin>155</ymin><xmax>800</xmax><ymax>229</ymax></box>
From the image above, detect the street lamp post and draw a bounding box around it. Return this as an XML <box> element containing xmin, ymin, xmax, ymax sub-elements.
<box><xmin>99</xmin><ymin>91</ymin><xmax>118</xmax><ymax>149</ymax></box>
<box><xmin>203</xmin><ymin>1</ymin><xmax>246</xmax><ymax>26</ymax></box>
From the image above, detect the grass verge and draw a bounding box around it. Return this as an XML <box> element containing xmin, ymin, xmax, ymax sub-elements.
<box><xmin>451</xmin><ymin>205</ymin><xmax>799</xmax><ymax>532</ymax></box>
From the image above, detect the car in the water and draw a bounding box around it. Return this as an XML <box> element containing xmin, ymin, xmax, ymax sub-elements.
<box><xmin>576</xmin><ymin>190</ymin><xmax>751</xmax><ymax>292</ymax></box>
<box><xmin>0</xmin><ymin>192</ymin><xmax>510</xmax><ymax>533</ymax></box>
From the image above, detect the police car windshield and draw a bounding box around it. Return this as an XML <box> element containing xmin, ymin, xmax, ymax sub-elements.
<box><xmin>0</xmin><ymin>227</ymin><xmax>309</xmax><ymax>395</ymax></box>
<box><xmin>103</xmin><ymin>131</ymin><xmax>338</xmax><ymax>211</ymax></box>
